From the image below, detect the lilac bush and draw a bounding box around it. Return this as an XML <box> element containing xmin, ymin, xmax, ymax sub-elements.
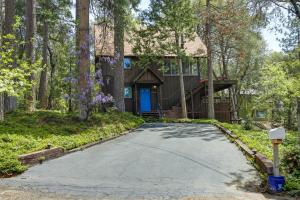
<box><xmin>64</xmin><ymin>68</ymin><xmax>114</xmax><ymax>120</ymax></box>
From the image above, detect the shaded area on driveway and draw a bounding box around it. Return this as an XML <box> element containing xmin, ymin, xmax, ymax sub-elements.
<box><xmin>0</xmin><ymin>123</ymin><xmax>264</xmax><ymax>199</ymax></box>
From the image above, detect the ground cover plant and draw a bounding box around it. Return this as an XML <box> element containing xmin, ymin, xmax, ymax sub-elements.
<box><xmin>0</xmin><ymin>111</ymin><xmax>144</xmax><ymax>177</ymax></box>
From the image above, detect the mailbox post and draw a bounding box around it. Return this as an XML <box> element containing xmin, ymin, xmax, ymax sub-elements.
<box><xmin>269</xmin><ymin>127</ymin><xmax>285</xmax><ymax>176</ymax></box>
<box><xmin>268</xmin><ymin>127</ymin><xmax>286</xmax><ymax>192</ymax></box>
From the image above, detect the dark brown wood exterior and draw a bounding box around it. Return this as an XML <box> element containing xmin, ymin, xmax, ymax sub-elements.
<box><xmin>96</xmin><ymin>56</ymin><xmax>235</xmax><ymax>122</ymax></box>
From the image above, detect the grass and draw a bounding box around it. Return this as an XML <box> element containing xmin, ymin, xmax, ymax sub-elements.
<box><xmin>156</xmin><ymin>117</ymin><xmax>300</xmax><ymax>194</ymax></box>
<box><xmin>0</xmin><ymin>110</ymin><xmax>144</xmax><ymax>176</ymax></box>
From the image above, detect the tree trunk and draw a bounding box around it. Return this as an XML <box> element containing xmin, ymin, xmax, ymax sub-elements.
<box><xmin>0</xmin><ymin>0</ymin><xmax>3</xmax><ymax>35</ymax></box>
<box><xmin>0</xmin><ymin>94</ymin><xmax>4</xmax><ymax>121</ymax></box>
<box><xmin>77</xmin><ymin>0</ymin><xmax>90</xmax><ymax>120</ymax></box>
<box><xmin>297</xmin><ymin>99</ymin><xmax>300</xmax><ymax>145</ymax></box>
<box><xmin>38</xmin><ymin>20</ymin><xmax>48</xmax><ymax>109</ymax></box>
<box><xmin>177</xmin><ymin>34</ymin><xmax>187</xmax><ymax>118</ymax></box>
<box><xmin>75</xmin><ymin>0</ymin><xmax>80</xmax><ymax>73</ymax></box>
<box><xmin>47</xmin><ymin>45</ymin><xmax>55</xmax><ymax>109</ymax></box>
<box><xmin>3</xmin><ymin>0</ymin><xmax>17</xmax><ymax>113</ymax></box>
<box><xmin>220</xmin><ymin>38</ymin><xmax>238</xmax><ymax>121</ymax></box>
<box><xmin>25</xmin><ymin>0</ymin><xmax>37</xmax><ymax>112</ymax></box>
<box><xmin>68</xmin><ymin>56</ymin><xmax>73</xmax><ymax>112</ymax></box>
<box><xmin>113</xmin><ymin>0</ymin><xmax>125</xmax><ymax>112</ymax></box>
<box><xmin>206</xmin><ymin>0</ymin><xmax>215</xmax><ymax>119</ymax></box>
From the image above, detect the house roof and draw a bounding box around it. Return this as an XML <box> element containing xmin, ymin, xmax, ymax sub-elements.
<box><xmin>133</xmin><ymin>67</ymin><xmax>164</xmax><ymax>84</ymax></box>
<box><xmin>94</xmin><ymin>25</ymin><xmax>207</xmax><ymax>58</ymax></box>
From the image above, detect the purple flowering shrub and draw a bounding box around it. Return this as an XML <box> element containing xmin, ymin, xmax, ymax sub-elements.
<box><xmin>64</xmin><ymin>68</ymin><xmax>114</xmax><ymax>119</ymax></box>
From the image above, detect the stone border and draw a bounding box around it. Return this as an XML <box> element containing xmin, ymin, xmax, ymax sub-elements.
<box><xmin>18</xmin><ymin>124</ymin><xmax>144</xmax><ymax>166</ymax></box>
<box><xmin>18</xmin><ymin>147</ymin><xmax>64</xmax><ymax>165</ymax></box>
<box><xmin>214</xmin><ymin>123</ymin><xmax>273</xmax><ymax>175</ymax></box>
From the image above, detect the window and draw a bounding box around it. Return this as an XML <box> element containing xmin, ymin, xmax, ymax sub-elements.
<box><xmin>163</xmin><ymin>58</ymin><xmax>178</xmax><ymax>75</ymax></box>
<box><xmin>163</xmin><ymin>58</ymin><xmax>198</xmax><ymax>76</ymax></box>
<box><xmin>124</xmin><ymin>87</ymin><xmax>132</xmax><ymax>98</ymax></box>
<box><xmin>190</xmin><ymin>59</ymin><xmax>198</xmax><ymax>75</ymax></box>
<box><xmin>124</xmin><ymin>58</ymin><xmax>132</xmax><ymax>69</ymax></box>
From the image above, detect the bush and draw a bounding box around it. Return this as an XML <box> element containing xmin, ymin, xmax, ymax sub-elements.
<box><xmin>282</xmin><ymin>146</ymin><xmax>300</xmax><ymax>177</ymax></box>
<box><xmin>242</xmin><ymin>116</ymin><xmax>253</xmax><ymax>130</ymax></box>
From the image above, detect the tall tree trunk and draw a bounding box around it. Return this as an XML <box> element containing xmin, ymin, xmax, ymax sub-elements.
<box><xmin>297</xmin><ymin>99</ymin><xmax>300</xmax><ymax>145</ymax></box>
<box><xmin>68</xmin><ymin>55</ymin><xmax>73</xmax><ymax>112</ymax></box>
<box><xmin>177</xmin><ymin>34</ymin><xmax>187</xmax><ymax>118</ymax></box>
<box><xmin>25</xmin><ymin>0</ymin><xmax>37</xmax><ymax>112</ymax></box>
<box><xmin>220</xmin><ymin>39</ymin><xmax>238</xmax><ymax>121</ymax></box>
<box><xmin>0</xmin><ymin>0</ymin><xmax>3</xmax><ymax>121</ymax></box>
<box><xmin>0</xmin><ymin>0</ymin><xmax>3</xmax><ymax>35</ymax></box>
<box><xmin>0</xmin><ymin>94</ymin><xmax>3</xmax><ymax>121</ymax></box>
<box><xmin>75</xmin><ymin>0</ymin><xmax>80</xmax><ymax>71</ymax></box>
<box><xmin>3</xmin><ymin>0</ymin><xmax>17</xmax><ymax>113</ymax></box>
<box><xmin>47</xmin><ymin>46</ymin><xmax>55</xmax><ymax>109</ymax></box>
<box><xmin>77</xmin><ymin>0</ymin><xmax>90</xmax><ymax>120</ymax></box>
<box><xmin>113</xmin><ymin>0</ymin><xmax>125</xmax><ymax>112</ymax></box>
<box><xmin>38</xmin><ymin>20</ymin><xmax>48</xmax><ymax>109</ymax></box>
<box><xmin>206</xmin><ymin>0</ymin><xmax>215</xmax><ymax>119</ymax></box>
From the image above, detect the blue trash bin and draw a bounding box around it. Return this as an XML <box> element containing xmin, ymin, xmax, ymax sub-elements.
<box><xmin>268</xmin><ymin>176</ymin><xmax>285</xmax><ymax>192</ymax></box>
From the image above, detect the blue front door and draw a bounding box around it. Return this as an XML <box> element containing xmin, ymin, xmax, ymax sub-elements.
<box><xmin>140</xmin><ymin>88</ymin><xmax>151</xmax><ymax>112</ymax></box>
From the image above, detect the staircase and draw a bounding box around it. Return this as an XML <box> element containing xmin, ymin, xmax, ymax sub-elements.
<box><xmin>163</xmin><ymin>106</ymin><xmax>182</xmax><ymax>118</ymax></box>
<box><xmin>141</xmin><ymin>112</ymin><xmax>160</xmax><ymax>118</ymax></box>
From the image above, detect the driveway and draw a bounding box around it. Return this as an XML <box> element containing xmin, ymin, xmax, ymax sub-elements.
<box><xmin>0</xmin><ymin>123</ymin><xmax>269</xmax><ymax>199</ymax></box>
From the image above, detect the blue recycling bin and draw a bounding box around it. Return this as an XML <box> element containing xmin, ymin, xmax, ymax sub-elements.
<box><xmin>268</xmin><ymin>176</ymin><xmax>285</xmax><ymax>192</ymax></box>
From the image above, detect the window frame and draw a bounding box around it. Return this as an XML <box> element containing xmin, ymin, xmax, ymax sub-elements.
<box><xmin>123</xmin><ymin>57</ymin><xmax>132</xmax><ymax>70</ymax></box>
<box><xmin>124</xmin><ymin>86</ymin><xmax>132</xmax><ymax>98</ymax></box>
<box><xmin>163</xmin><ymin>57</ymin><xmax>199</xmax><ymax>76</ymax></box>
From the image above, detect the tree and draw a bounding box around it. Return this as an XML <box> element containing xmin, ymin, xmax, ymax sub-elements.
<box><xmin>113</xmin><ymin>0</ymin><xmax>126</xmax><ymax>112</ymax></box>
<box><xmin>205</xmin><ymin>0</ymin><xmax>214</xmax><ymax>119</ymax></box>
<box><xmin>77</xmin><ymin>0</ymin><xmax>90</xmax><ymax>120</ymax></box>
<box><xmin>134</xmin><ymin>0</ymin><xmax>197</xmax><ymax>118</ymax></box>
<box><xmin>25</xmin><ymin>0</ymin><xmax>37</xmax><ymax>112</ymax></box>
<box><xmin>3</xmin><ymin>0</ymin><xmax>17</xmax><ymax>113</ymax></box>
<box><xmin>37</xmin><ymin>0</ymin><xmax>49</xmax><ymax>109</ymax></box>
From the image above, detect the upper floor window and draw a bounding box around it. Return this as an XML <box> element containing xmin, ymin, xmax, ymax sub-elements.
<box><xmin>163</xmin><ymin>58</ymin><xmax>198</xmax><ymax>76</ymax></box>
<box><xmin>124</xmin><ymin>57</ymin><xmax>132</xmax><ymax>69</ymax></box>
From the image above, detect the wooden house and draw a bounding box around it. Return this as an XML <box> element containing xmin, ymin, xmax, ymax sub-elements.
<box><xmin>94</xmin><ymin>25</ymin><xmax>236</xmax><ymax>122</ymax></box>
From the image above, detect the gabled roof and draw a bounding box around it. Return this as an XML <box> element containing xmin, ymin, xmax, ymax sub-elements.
<box><xmin>133</xmin><ymin>67</ymin><xmax>164</xmax><ymax>84</ymax></box>
<box><xmin>94</xmin><ymin>25</ymin><xmax>207</xmax><ymax>57</ymax></box>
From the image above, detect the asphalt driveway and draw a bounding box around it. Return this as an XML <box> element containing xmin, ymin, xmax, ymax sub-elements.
<box><xmin>0</xmin><ymin>123</ymin><xmax>267</xmax><ymax>199</ymax></box>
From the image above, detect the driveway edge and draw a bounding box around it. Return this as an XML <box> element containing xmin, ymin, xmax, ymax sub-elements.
<box><xmin>18</xmin><ymin>123</ymin><xmax>145</xmax><ymax>167</ymax></box>
<box><xmin>214</xmin><ymin>123</ymin><xmax>273</xmax><ymax>175</ymax></box>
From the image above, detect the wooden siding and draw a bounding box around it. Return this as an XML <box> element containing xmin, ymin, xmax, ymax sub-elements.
<box><xmin>186</xmin><ymin>97</ymin><xmax>232</xmax><ymax>122</ymax></box>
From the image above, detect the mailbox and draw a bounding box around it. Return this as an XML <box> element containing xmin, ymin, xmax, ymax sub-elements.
<box><xmin>269</xmin><ymin>127</ymin><xmax>286</xmax><ymax>140</ymax></box>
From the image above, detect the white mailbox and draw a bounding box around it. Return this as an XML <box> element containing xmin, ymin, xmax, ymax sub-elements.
<box><xmin>269</xmin><ymin>127</ymin><xmax>286</xmax><ymax>140</ymax></box>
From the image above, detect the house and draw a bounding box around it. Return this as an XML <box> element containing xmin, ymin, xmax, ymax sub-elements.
<box><xmin>94</xmin><ymin>25</ymin><xmax>236</xmax><ymax>122</ymax></box>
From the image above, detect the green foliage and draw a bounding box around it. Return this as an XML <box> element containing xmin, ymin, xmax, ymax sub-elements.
<box><xmin>0</xmin><ymin>111</ymin><xmax>144</xmax><ymax>176</ymax></box>
<box><xmin>132</xmin><ymin>0</ymin><xmax>198</xmax><ymax>67</ymax></box>
<box><xmin>254</xmin><ymin>51</ymin><xmax>300</xmax><ymax>128</ymax></box>
<box><xmin>0</xmin><ymin>17</ymin><xmax>39</xmax><ymax>97</ymax></box>
<box><xmin>241</xmin><ymin>116</ymin><xmax>253</xmax><ymax>130</ymax></box>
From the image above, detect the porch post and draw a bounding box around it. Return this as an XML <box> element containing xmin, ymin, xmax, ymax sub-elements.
<box><xmin>191</xmin><ymin>90</ymin><xmax>194</xmax><ymax>119</ymax></box>
<box><xmin>135</xmin><ymin>84</ymin><xmax>138</xmax><ymax>115</ymax></box>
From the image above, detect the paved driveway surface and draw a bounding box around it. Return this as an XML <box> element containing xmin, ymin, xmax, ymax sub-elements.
<box><xmin>0</xmin><ymin>123</ymin><xmax>268</xmax><ymax>199</ymax></box>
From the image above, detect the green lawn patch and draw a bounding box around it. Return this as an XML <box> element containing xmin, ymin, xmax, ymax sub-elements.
<box><xmin>0</xmin><ymin>110</ymin><xmax>144</xmax><ymax>176</ymax></box>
